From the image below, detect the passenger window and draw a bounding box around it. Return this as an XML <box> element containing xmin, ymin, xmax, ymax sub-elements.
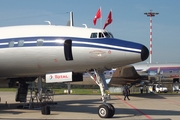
<box><xmin>37</xmin><ymin>39</ymin><xmax>44</xmax><ymax>46</ymax></box>
<box><xmin>18</xmin><ymin>40</ymin><xmax>24</xmax><ymax>47</ymax></box>
<box><xmin>9</xmin><ymin>40</ymin><xmax>14</xmax><ymax>47</ymax></box>
<box><xmin>98</xmin><ymin>32</ymin><xmax>104</xmax><ymax>38</ymax></box>
<box><xmin>90</xmin><ymin>33</ymin><xmax>97</xmax><ymax>38</ymax></box>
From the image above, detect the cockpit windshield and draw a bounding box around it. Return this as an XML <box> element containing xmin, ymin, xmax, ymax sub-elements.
<box><xmin>103</xmin><ymin>32</ymin><xmax>114</xmax><ymax>38</ymax></box>
<box><xmin>90</xmin><ymin>32</ymin><xmax>114</xmax><ymax>38</ymax></box>
<box><xmin>90</xmin><ymin>33</ymin><xmax>97</xmax><ymax>38</ymax></box>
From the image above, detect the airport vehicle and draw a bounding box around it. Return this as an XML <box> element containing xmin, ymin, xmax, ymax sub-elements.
<box><xmin>0</xmin><ymin>25</ymin><xmax>149</xmax><ymax>118</ymax></box>
<box><xmin>153</xmin><ymin>84</ymin><xmax>168</xmax><ymax>93</ymax></box>
<box><xmin>173</xmin><ymin>81</ymin><xmax>179</xmax><ymax>93</ymax></box>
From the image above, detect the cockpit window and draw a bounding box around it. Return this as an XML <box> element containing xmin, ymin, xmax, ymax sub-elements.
<box><xmin>90</xmin><ymin>33</ymin><xmax>97</xmax><ymax>38</ymax></box>
<box><xmin>90</xmin><ymin>32</ymin><xmax>114</xmax><ymax>38</ymax></box>
<box><xmin>103</xmin><ymin>32</ymin><xmax>114</xmax><ymax>38</ymax></box>
<box><xmin>98</xmin><ymin>32</ymin><xmax>104</xmax><ymax>38</ymax></box>
<box><xmin>108</xmin><ymin>32</ymin><xmax>114</xmax><ymax>38</ymax></box>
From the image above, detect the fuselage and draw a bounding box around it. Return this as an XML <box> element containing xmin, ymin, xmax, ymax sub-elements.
<box><xmin>0</xmin><ymin>25</ymin><xmax>149</xmax><ymax>78</ymax></box>
<box><xmin>134</xmin><ymin>63</ymin><xmax>180</xmax><ymax>78</ymax></box>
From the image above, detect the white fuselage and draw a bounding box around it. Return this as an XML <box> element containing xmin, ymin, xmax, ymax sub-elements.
<box><xmin>0</xmin><ymin>25</ymin><xmax>148</xmax><ymax>78</ymax></box>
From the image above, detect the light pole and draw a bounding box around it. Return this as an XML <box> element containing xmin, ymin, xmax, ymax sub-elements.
<box><xmin>144</xmin><ymin>10</ymin><xmax>159</xmax><ymax>64</ymax></box>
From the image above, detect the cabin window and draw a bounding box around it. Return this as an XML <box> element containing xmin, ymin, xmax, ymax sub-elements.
<box><xmin>98</xmin><ymin>32</ymin><xmax>104</xmax><ymax>38</ymax></box>
<box><xmin>9</xmin><ymin>40</ymin><xmax>14</xmax><ymax>47</ymax></box>
<box><xmin>169</xmin><ymin>70</ymin><xmax>173</xmax><ymax>73</ymax></box>
<box><xmin>18</xmin><ymin>40</ymin><xmax>24</xmax><ymax>47</ymax></box>
<box><xmin>37</xmin><ymin>39</ymin><xmax>44</xmax><ymax>46</ymax></box>
<box><xmin>90</xmin><ymin>33</ymin><xmax>97</xmax><ymax>38</ymax></box>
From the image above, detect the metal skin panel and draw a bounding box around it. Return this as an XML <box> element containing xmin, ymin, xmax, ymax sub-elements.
<box><xmin>0</xmin><ymin>46</ymin><xmax>141</xmax><ymax>78</ymax></box>
<box><xmin>0</xmin><ymin>25</ymin><xmax>149</xmax><ymax>79</ymax></box>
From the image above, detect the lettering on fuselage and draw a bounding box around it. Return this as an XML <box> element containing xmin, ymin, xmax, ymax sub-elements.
<box><xmin>89</xmin><ymin>50</ymin><xmax>107</xmax><ymax>59</ymax></box>
<box><xmin>46</xmin><ymin>72</ymin><xmax>72</xmax><ymax>83</ymax></box>
<box><xmin>55</xmin><ymin>75</ymin><xmax>68</xmax><ymax>79</ymax></box>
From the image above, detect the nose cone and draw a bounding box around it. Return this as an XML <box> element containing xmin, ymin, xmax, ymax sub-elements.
<box><xmin>141</xmin><ymin>45</ymin><xmax>149</xmax><ymax>61</ymax></box>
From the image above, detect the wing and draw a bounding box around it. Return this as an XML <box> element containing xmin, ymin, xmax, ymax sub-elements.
<box><xmin>109</xmin><ymin>65</ymin><xmax>148</xmax><ymax>86</ymax></box>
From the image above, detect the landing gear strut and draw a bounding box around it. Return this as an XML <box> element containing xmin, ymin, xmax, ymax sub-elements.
<box><xmin>87</xmin><ymin>69</ymin><xmax>115</xmax><ymax>118</ymax></box>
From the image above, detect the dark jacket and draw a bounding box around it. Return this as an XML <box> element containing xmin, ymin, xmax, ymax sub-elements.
<box><xmin>123</xmin><ymin>86</ymin><xmax>130</xmax><ymax>96</ymax></box>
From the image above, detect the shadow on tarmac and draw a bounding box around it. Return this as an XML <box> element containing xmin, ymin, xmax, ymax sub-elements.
<box><xmin>0</xmin><ymin>94</ymin><xmax>179</xmax><ymax>119</ymax></box>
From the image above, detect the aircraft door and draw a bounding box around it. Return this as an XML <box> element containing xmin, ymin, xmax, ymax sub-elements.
<box><xmin>64</xmin><ymin>39</ymin><xmax>73</xmax><ymax>61</ymax></box>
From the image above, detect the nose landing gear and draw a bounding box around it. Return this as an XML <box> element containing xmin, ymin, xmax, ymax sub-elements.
<box><xmin>87</xmin><ymin>69</ymin><xmax>115</xmax><ymax>118</ymax></box>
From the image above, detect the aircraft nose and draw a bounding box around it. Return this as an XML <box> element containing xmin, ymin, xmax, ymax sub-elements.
<box><xmin>141</xmin><ymin>45</ymin><xmax>149</xmax><ymax>61</ymax></box>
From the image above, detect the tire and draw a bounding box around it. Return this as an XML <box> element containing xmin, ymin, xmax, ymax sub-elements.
<box><xmin>98</xmin><ymin>104</ymin><xmax>110</xmax><ymax>118</ymax></box>
<box><xmin>107</xmin><ymin>103</ymin><xmax>115</xmax><ymax>118</ymax></box>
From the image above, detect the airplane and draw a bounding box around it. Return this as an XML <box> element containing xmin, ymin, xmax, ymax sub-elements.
<box><xmin>134</xmin><ymin>63</ymin><xmax>180</xmax><ymax>83</ymax></box>
<box><xmin>73</xmin><ymin>66</ymin><xmax>147</xmax><ymax>86</ymax></box>
<box><xmin>75</xmin><ymin>63</ymin><xmax>180</xmax><ymax>87</ymax></box>
<box><xmin>0</xmin><ymin>24</ymin><xmax>149</xmax><ymax>118</ymax></box>
<box><xmin>105</xmin><ymin>63</ymin><xmax>180</xmax><ymax>87</ymax></box>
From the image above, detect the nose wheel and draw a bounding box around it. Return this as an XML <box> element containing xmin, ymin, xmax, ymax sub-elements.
<box><xmin>98</xmin><ymin>103</ymin><xmax>115</xmax><ymax>118</ymax></box>
<box><xmin>87</xmin><ymin>69</ymin><xmax>115</xmax><ymax>118</ymax></box>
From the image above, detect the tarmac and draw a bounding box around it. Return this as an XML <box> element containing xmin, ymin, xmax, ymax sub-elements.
<box><xmin>0</xmin><ymin>92</ymin><xmax>180</xmax><ymax>120</ymax></box>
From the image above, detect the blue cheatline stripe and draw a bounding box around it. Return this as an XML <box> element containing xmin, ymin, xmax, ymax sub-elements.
<box><xmin>72</xmin><ymin>43</ymin><xmax>141</xmax><ymax>53</ymax></box>
<box><xmin>0</xmin><ymin>36</ymin><xmax>142</xmax><ymax>53</ymax></box>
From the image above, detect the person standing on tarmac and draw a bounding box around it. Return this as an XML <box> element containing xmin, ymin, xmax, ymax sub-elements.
<box><xmin>140</xmin><ymin>86</ymin><xmax>143</xmax><ymax>94</ymax></box>
<box><xmin>123</xmin><ymin>84</ymin><xmax>130</xmax><ymax>101</ymax></box>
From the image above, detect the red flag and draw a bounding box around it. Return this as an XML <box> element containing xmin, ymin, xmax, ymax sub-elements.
<box><xmin>103</xmin><ymin>10</ymin><xmax>112</xmax><ymax>29</ymax></box>
<box><xmin>93</xmin><ymin>8</ymin><xmax>102</xmax><ymax>25</ymax></box>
